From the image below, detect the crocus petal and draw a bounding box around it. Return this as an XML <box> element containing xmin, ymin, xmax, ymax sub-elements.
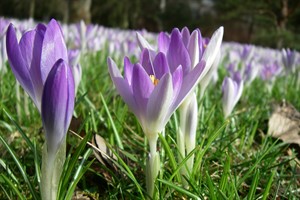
<box><xmin>222</xmin><ymin>77</ymin><xmax>235</xmax><ymax>118</ymax></box>
<box><xmin>153</xmin><ymin>52</ymin><xmax>170</xmax><ymax>79</ymax></box>
<box><xmin>68</xmin><ymin>49</ymin><xmax>81</xmax><ymax>66</ymax></box>
<box><xmin>172</xmin><ymin>65</ymin><xmax>183</xmax><ymax>99</ymax></box>
<box><xmin>19</xmin><ymin>31</ymin><xmax>35</xmax><ymax>69</ymax></box>
<box><xmin>6</xmin><ymin>24</ymin><xmax>35</xmax><ymax>100</ymax></box>
<box><xmin>201</xmin><ymin>26</ymin><xmax>223</xmax><ymax>78</ymax></box>
<box><xmin>41</xmin><ymin>59</ymin><xmax>74</xmax><ymax>154</ymax></box>
<box><xmin>187</xmin><ymin>30</ymin><xmax>199</xmax><ymax>68</ymax></box>
<box><xmin>28</xmin><ymin>25</ymin><xmax>47</xmax><ymax>108</ymax></box>
<box><xmin>132</xmin><ymin>63</ymin><xmax>154</xmax><ymax>115</ymax></box>
<box><xmin>40</xmin><ymin>19</ymin><xmax>68</xmax><ymax>83</ymax></box>
<box><xmin>140</xmin><ymin>49</ymin><xmax>154</xmax><ymax>75</ymax></box>
<box><xmin>235</xmin><ymin>80</ymin><xmax>244</xmax><ymax>106</ymax></box>
<box><xmin>107</xmin><ymin>57</ymin><xmax>138</xmax><ymax>115</ymax></box>
<box><xmin>197</xmin><ymin>29</ymin><xmax>203</xmax><ymax>57</ymax></box>
<box><xmin>158</xmin><ymin>32</ymin><xmax>170</xmax><ymax>54</ymax></box>
<box><xmin>181</xmin><ymin>27</ymin><xmax>190</xmax><ymax>47</ymax></box>
<box><xmin>71</xmin><ymin>64</ymin><xmax>82</xmax><ymax>94</ymax></box>
<box><xmin>124</xmin><ymin>56</ymin><xmax>134</xmax><ymax>85</ymax></box>
<box><xmin>136</xmin><ymin>32</ymin><xmax>155</xmax><ymax>51</ymax></box>
<box><xmin>167</xmin><ymin>28</ymin><xmax>191</xmax><ymax>74</ymax></box>
<box><xmin>168</xmin><ymin>60</ymin><xmax>205</xmax><ymax>119</ymax></box>
<box><xmin>146</xmin><ymin>73</ymin><xmax>173</xmax><ymax>139</ymax></box>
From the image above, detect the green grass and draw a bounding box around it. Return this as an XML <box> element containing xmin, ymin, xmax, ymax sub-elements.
<box><xmin>0</xmin><ymin>48</ymin><xmax>300</xmax><ymax>199</ymax></box>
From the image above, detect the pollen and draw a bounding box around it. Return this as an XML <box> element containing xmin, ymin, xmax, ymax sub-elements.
<box><xmin>149</xmin><ymin>75</ymin><xmax>159</xmax><ymax>86</ymax></box>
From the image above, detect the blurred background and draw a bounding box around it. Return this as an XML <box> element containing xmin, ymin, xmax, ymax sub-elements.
<box><xmin>0</xmin><ymin>0</ymin><xmax>299</xmax><ymax>50</ymax></box>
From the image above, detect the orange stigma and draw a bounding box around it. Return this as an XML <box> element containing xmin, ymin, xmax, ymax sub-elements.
<box><xmin>149</xmin><ymin>75</ymin><xmax>159</xmax><ymax>86</ymax></box>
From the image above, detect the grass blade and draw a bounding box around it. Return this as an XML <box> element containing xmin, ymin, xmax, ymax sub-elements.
<box><xmin>158</xmin><ymin>179</ymin><xmax>200</xmax><ymax>199</ymax></box>
<box><xmin>100</xmin><ymin>92</ymin><xmax>123</xmax><ymax>149</ymax></box>
<box><xmin>3</xmin><ymin>108</ymin><xmax>34</xmax><ymax>152</ymax></box>
<box><xmin>0</xmin><ymin>134</ymin><xmax>38</xmax><ymax>200</ymax></box>
<box><xmin>262</xmin><ymin>169</ymin><xmax>276</xmax><ymax>200</ymax></box>
<box><xmin>0</xmin><ymin>174</ymin><xmax>26</xmax><ymax>200</ymax></box>
<box><xmin>247</xmin><ymin>169</ymin><xmax>260</xmax><ymax>200</ymax></box>
<box><xmin>64</xmin><ymin>148</ymin><xmax>93</xmax><ymax>200</ymax></box>
<box><xmin>206</xmin><ymin>171</ymin><xmax>217</xmax><ymax>200</ymax></box>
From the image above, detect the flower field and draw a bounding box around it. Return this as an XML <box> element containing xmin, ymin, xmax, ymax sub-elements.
<box><xmin>0</xmin><ymin>18</ymin><xmax>300</xmax><ymax>199</ymax></box>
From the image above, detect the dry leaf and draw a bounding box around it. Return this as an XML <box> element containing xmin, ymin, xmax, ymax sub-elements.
<box><xmin>91</xmin><ymin>134</ymin><xmax>118</xmax><ymax>170</ymax></box>
<box><xmin>268</xmin><ymin>100</ymin><xmax>300</xmax><ymax>145</ymax></box>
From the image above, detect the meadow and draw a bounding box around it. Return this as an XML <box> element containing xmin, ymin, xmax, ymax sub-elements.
<box><xmin>0</xmin><ymin>18</ymin><xmax>299</xmax><ymax>199</ymax></box>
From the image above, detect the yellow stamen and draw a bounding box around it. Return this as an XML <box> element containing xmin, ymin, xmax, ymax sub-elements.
<box><xmin>149</xmin><ymin>75</ymin><xmax>159</xmax><ymax>86</ymax></box>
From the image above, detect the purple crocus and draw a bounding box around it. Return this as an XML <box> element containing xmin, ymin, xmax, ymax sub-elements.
<box><xmin>222</xmin><ymin>72</ymin><xmax>244</xmax><ymax>118</ymax></box>
<box><xmin>137</xmin><ymin>27</ymin><xmax>223</xmax><ymax>78</ymax></box>
<box><xmin>282</xmin><ymin>48</ymin><xmax>296</xmax><ymax>73</ymax></box>
<box><xmin>108</xmin><ymin>54</ymin><xmax>206</xmax><ymax>144</ymax></box>
<box><xmin>108</xmin><ymin>25</ymin><xmax>223</xmax><ymax>144</ymax></box>
<box><xmin>6</xmin><ymin>19</ymin><xmax>75</xmax><ymax>200</ymax></box>
<box><xmin>41</xmin><ymin>59</ymin><xmax>75</xmax><ymax>154</ymax></box>
<box><xmin>260</xmin><ymin>60</ymin><xmax>281</xmax><ymax>81</ymax></box>
<box><xmin>108</xmin><ymin>54</ymin><xmax>204</xmax><ymax>197</ymax></box>
<box><xmin>6</xmin><ymin>19</ymin><xmax>68</xmax><ymax>112</ymax></box>
<box><xmin>243</xmin><ymin>60</ymin><xmax>260</xmax><ymax>86</ymax></box>
<box><xmin>68</xmin><ymin>49</ymin><xmax>82</xmax><ymax>94</ymax></box>
<box><xmin>108</xmin><ymin>27</ymin><xmax>223</xmax><ymax>196</ymax></box>
<box><xmin>0</xmin><ymin>18</ymin><xmax>9</xmax><ymax>73</ymax></box>
<box><xmin>240</xmin><ymin>44</ymin><xmax>253</xmax><ymax>63</ymax></box>
<box><xmin>40</xmin><ymin>59</ymin><xmax>74</xmax><ymax>200</ymax></box>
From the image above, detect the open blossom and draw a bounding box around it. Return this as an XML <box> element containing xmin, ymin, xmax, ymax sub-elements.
<box><xmin>109</xmin><ymin>27</ymin><xmax>223</xmax><ymax>141</ymax></box>
<box><xmin>108</xmin><ymin>54</ymin><xmax>205</xmax><ymax>142</ymax></box>
<box><xmin>108</xmin><ymin>49</ymin><xmax>205</xmax><ymax>197</ymax></box>
<box><xmin>222</xmin><ymin>72</ymin><xmax>244</xmax><ymax>118</ymax></box>
<box><xmin>137</xmin><ymin>27</ymin><xmax>223</xmax><ymax>79</ymax></box>
<box><xmin>109</xmin><ymin>27</ymin><xmax>223</xmax><ymax>193</ymax></box>
<box><xmin>6</xmin><ymin>19</ymin><xmax>68</xmax><ymax>112</ymax></box>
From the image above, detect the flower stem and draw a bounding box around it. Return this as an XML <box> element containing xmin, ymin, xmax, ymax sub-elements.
<box><xmin>41</xmin><ymin>138</ymin><xmax>66</xmax><ymax>200</ymax></box>
<box><xmin>146</xmin><ymin>136</ymin><xmax>160</xmax><ymax>199</ymax></box>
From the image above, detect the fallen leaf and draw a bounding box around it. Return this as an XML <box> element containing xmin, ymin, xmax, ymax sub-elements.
<box><xmin>268</xmin><ymin>100</ymin><xmax>300</xmax><ymax>145</ymax></box>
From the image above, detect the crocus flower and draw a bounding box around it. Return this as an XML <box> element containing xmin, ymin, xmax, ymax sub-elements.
<box><xmin>137</xmin><ymin>26</ymin><xmax>223</xmax><ymax>78</ymax></box>
<box><xmin>229</xmin><ymin>44</ymin><xmax>253</xmax><ymax>65</ymax></box>
<box><xmin>222</xmin><ymin>72</ymin><xmax>244</xmax><ymax>118</ymax></box>
<box><xmin>240</xmin><ymin>44</ymin><xmax>253</xmax><ymax>63</ymax></box>
<box><xmin>199</xmin><ymin>47</ymin><xmax>221</xmax><ymax>98</ymax></box>
<box><xmin>138</xmin><ymin>26</ymin><xmax>223</xmax><ymax>182</ymax></box>
<box><xmin>41</xmin><ymin>59</ymin><xmax>75</xmax><ymax>155</ymax></box>
<box><xmin>6</xmin><ymin>19</ymin><xmax>74</xmax><ymax>200</ymax></box>
<box><xmin>282</xmin><ymin>48</ymin><xmax>296</xmax><ymax>73</ymax></box>
<box><xmin>109</xmin><ymin>27</ymin><xmax>223</xmax><ymax>144</ymax></box>
<box><xmin>68</xmin><ymin>49</ymin><xmax>82</xmax><ymax>94</ymax></box>
<box><xmin>180</xmin><ymin>92</ymin><xmax>197</xmax><ymax>174</ymax></box>
<box><xmin>109</xmin><ymin>26</ymin><xmax>223</xmax><ymax>196</ymax></box>
<box><xmin>40</xmin><ymin>59</ymin><xmax>75</xmax><ymax>200</ymax></box>
<box><xmin>243</xmin><ymin>60</ymin><xmax>260</xmax><ymax>86</ymax></box>
<box><xmin>0</xmin><ymin>18</ymin><xmax>8</xmax><ymax>73</ymax></box>
<box><xmin>6</xmin><ymin>19</ymin><xmax>68</xmax><ymax>112</ymax></box>
<box><xmin>260</xmin><ymin>60</ymin><xmax>281</xmax><ymax>81</ymax></box>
